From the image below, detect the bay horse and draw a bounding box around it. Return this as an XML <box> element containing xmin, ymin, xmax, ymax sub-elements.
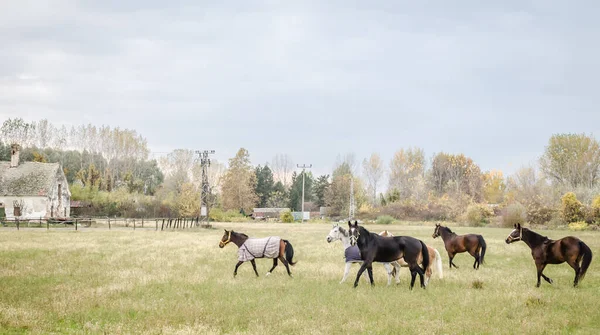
<box><xmin>379</xmin><ymin>230</ymin><xmax>443</xmax><ymax>285</ymax></box>
<box><xmin>219</xmin><ymin>229</ymin><xmax>296</xmax><ymax>277</ymax></box>
<box><xmin>326</xmin><ymin>224</ymin><xmax>400</xmax><ymax>285</ymax></box>
<box><xmin>348</xmin><ymin>221</ymin><xmax>429</xmax><ymax>290</ymax></box>
<box><xmin>505</xmin><ymin>223</ymin><xmax>593</xmax><ymax>287</ymax></box>
<box><xmin>432</xmin><ymin>223</ymin><xmax>486</xmax><ymax>270</ymax></box>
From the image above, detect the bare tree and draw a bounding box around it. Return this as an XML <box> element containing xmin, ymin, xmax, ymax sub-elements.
<box><xmin>362</xmin><ymin>153</ymin><xmax>385</xmax><ymax>205</ymax></box>
<box><xmin>271</xmin><ymin>153</ymin><xmax>294</xmax><ymax>187</ymax></box>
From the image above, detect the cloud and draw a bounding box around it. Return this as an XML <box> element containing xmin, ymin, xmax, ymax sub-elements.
<box><xmin>1</xmin><ymin>0</ymin><xmax>599</xmax><ymax>180</ymax></box>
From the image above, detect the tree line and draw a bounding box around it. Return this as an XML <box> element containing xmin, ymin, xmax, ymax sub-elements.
<box><xmin>2</xmin><ymin>118</ymin><xmax>600</xmax><ymax>226</ymax></box>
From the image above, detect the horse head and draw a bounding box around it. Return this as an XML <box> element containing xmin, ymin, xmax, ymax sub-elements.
<box><xmin>432</xmin><ymin>223</ymin><xmax>442</xmax><ymax>239</ymax></box>
<box><xmin>348</xmin><ymin>220</ymin><xmax>361</xmax><ymax>246</ymax></box>
<box><xmin>326</xmin><ymin>223</ymin><xmax>343</xmax><ymax>243</ymax></box>
<box><xmin>219</xmin><ymin>229</ymin><xmax>233</xmax><ymax>248</ymax></box>
<box><xmin>505</xmin><ymin>223</ymin><xmax>522</xmax><ymax>244</ymax></box>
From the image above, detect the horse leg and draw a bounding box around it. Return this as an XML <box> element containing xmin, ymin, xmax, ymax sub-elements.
<box><xmin>279</xmin><ymin>255</ymin><xmax>293</xmax><ymax>277</ymax></box>
<box><xmin>340</xmin><ymin>262</ymin><xmax>352</xmax><ymax>283</ymax></box>
<box><xmin>469</xmin><ymin>249</ymin><xmax>479</xmax><ymax>270</ymax></box>
<box><xmin>383</xmin><ymin>263</ymin><xmax>393</xmax><ymax>286</ymax></box>
<box><xmin>233</xmin><ymin>261</ymin><xmax>244</xmax><ymax>277</ymax></box>
<box><xmin>568</xmin><ymin>258</ymin><xmax>581</xmax><ymax>287</ymax></box>
<box><xmin>354</xmin><ymin>262</ymin><xmax>371</xmax><ymax>288</ymax></box>
<box><xmin>392</xmin><ymin>262</ymin><xmax>401</xmax><ymax>284</ymax></box>
<box><xmin>535</xmin><ymin>263</ymin><xmax>550</xmax><ymax>287</ymax></box>
<box><xmin>250</xmin><ymin>259</ymin><xmax>259</xmax><ymax>277</ymax></box>
<box><xmin>366</xmin><ymin>265</ymin><xmax>375</xmax><ymax>286</ymax></box>
<box><xmin>448</xmin><ymin>253</ymin><xmax>459</xmax><ymax>269</ymax></box>
<box><xmin>267</xmin><ymin>258</ymin><xmax>278</xmax><ymax>276</ymax></box>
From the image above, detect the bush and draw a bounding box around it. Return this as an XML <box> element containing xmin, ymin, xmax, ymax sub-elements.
<box><xmin>568</xmin><ymin>221</ymin><xmax>588</xmax><ymax>231</ymax></box>
<box><xmin>465</xmin><ymin>204</ymin><xmax>494</xmax><ymax>226</ymax></box>
<box><xmin>375</xmin><ymin>215</ymin><xmax>395</xmax><ymax>225</ymax></box>
<box><xmin>561</xmin><ymin>192</ymin><xmax>584</xmax><ymax>223</ymax></box>
<box><xmin>280</xmin><ymin>210</ymin><xmax>294</xmax><ymax>223</ymax></box>
<box><xmin>591</xmin><ymin>195</ymin><xmax>600</xmax><ymax>223</ymax></box>
<box><xmin>209</xmin><ymin>208</ymin><xmax>225</xmax><ymax>222</ymax></box>
<box><xmin>501</xmin><ymin>203</ymin><xmax>526</xmax><ymax>228</ymax></box>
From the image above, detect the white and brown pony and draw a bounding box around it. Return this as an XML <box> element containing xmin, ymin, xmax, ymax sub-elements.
<box><xmin>379</xmin><ymin>230</ymin><xmax>443</xmax><ymax>285</ymax></box>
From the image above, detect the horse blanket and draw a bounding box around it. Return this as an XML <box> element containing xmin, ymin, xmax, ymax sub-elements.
<box><xmin>238</xmin><ymin>236</ymin><xmax>281</xmax><ymax>262</ymax></box>
<box><xmin>345</xmin><ymin>246</ymin><xmax>362</xmax><ymax>263</ymax></box>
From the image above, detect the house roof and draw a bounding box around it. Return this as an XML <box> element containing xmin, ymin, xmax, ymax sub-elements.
<box><xmin>0</xmin><ymin>162</ymin><xmax>64</xmax><ymax>196</ymax></box>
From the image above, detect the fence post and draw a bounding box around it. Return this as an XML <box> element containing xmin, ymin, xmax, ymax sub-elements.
<box><xmin>108</xmin><ymin>217</ymin><xmax>111</xmax><ymax>230</ymax></box>
<box><xmin>16</xmin><ymin>219</ymin><xmax>19</xmax><ymax>230</ymax></box>
<box><xmin>155</xmin><ymin>219</ymin><xmax>158</xmax><ymax>231</ymax></box>
<box><xmin>47</xmin><ymin>218</ymin><xmax>49</xmax><ymax>230</ymax></box>
<box><xmin>142</xmin><ymin>218</ymin><xmax>144</xmax><ymax>228</ymax></box>
<box><xmin>161</xmin><ymin>218</ymin><xmax>165</xmax><ymax>231</ymax></box>
<box><xmin>39</xmin><ymin>217</ymin><xmax>42</xmax><ymax>227</ymax></box>
<box><xmin>133</xmin><ymin>219</ymin><xmax>136</xmax><ymax>231</ymax></box>
<box><xmin>75</xmin><ymin>219</ymin><xmax>78</xmax><ymax>231</ymax></box>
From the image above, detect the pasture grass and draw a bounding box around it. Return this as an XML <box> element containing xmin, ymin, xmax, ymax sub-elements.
<box><xmin>1</xmin><ymin>222</ymin><xmax>600</xmax><ymax>334</ymax></box>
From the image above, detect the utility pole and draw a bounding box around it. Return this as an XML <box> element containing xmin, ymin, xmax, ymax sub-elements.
<box><xmin>296</xmin><ymin>164</ymin><xmax>312</xmax><ymax>223</ymax></box>
<box><xmin>196</xmin><ymin>150</ymin><xmax>215</xmax><ymax>228</ymax></box>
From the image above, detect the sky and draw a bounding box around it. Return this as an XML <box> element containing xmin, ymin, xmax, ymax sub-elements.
<box><xmin>1</xmin><ymin>0</ymin><xmax>599</xmax><ymax>181</ymax></box>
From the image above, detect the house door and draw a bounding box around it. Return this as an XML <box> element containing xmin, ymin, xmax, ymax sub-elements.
<box><xmin>0</xmin><ymin>207</ymin><xmax>5</xmax><ymax>219</ymax></box>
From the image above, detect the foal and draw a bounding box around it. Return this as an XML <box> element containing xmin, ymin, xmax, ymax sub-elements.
<box><xmin>432</xmin><ymin>223</ymin><xmax>486</xmax><ymax>270</ymax></box>
<box><xmin>348</xmin><ymin>221</ymin><xmax>429</xmax><ymax>290</ymax></box>
<box><xmin>219</xmin><ymin>229</ymin><xmax>296</xmax><ymax>277</ymax></box>
<box><xmin>506</xmin><ymin>223</ymin><xmax>593</xmax><ymax>287</ymax></box>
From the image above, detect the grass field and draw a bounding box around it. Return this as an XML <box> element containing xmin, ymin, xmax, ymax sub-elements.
<box><xmin>1</xmin><ymin>222</ymin><xmax>599</xmax><ymax>334</ymax></box>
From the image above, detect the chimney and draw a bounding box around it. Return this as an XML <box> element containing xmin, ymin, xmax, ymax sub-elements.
<box><xmin>10</xmin><ymin>144</ymin><xmax>20</xmax><ymax>168</ymax></box>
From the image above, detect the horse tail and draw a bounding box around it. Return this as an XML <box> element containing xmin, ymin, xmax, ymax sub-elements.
<box><xmin>579</xmin><ymin>240</ymin><xmax>593</xmax><ymax>281</ymax></box>
<box><xmin>433</xmin><ymin>248</ymin><xmax>443</xmax><ymax>279</ymax></box>
<box><xmin>420</xmin><ymin>240</ymin><xmax>430</xmax><ymax>273</ymax></box>
<box><xmin>477</xmin><ymin>235</ymin><xmax>487</xmax><ymax>264</ymax></box>
<box><xmin>283</xmin><ymin>239</ymin><xmax>297</xmax><ymax>266</ymax></box>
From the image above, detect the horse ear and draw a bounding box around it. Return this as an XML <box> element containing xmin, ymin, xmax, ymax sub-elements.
<box><xmin>517</xmin><ymin>223</ymin><xmax>521</xmax><ymax>229</ymax></box>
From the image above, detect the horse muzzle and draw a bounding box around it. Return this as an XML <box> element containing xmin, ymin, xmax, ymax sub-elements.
<box><xmin>218</xmin><ymin>242</ymin><xmax>225</xmax><ymax>248</ymax></box>
<box><xmin>326</xmin><ymin>237</ymin><xmax>332</xmax><ymax>243</ymax></box>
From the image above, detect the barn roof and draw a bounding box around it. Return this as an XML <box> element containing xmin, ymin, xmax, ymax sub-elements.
<box><xmin>0</xmin><ymin>162</ymin><xmax>63</xmax><ymax>196</ymax></box>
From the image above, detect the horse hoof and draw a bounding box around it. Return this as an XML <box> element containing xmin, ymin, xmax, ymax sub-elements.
<box><xmin>266</xmin><ymin>272</ymin><xmax>271</xmax><ymax>276</ymax></box>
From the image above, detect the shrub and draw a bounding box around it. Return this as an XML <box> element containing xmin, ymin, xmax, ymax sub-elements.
<box><xmin>209</xmin><ymin>208</ymin><xmax>225</xmax><ymax>222</ymax></box>
<box><xmin>501</xmin><ymin>203</ymin><xmax>526</xmax><ymax>228</ymax></box>
<box><xmin>376</xmin><ymin>215</ymin><xmax>395</xmax><ymax>225</ymax></box>
<box><xmin>568</xmin><ymin>221</ymin><xmax>588</xmax><ymax>231</ymax></box>
<box><xmin>561</xmin><ymin>192</ymin><xmax>584</xmax><ymax>223</ymax></box>
<box><xmin>465</xmin><ymin>204</ymin><xmax>494</xmax><ymax>226</ymax></box>
<box><xmin>280</xmin><ymin>210</ymin><xmax>294</xmax><ymax>223</ymax></box>
<box><xmin>591</xmin><ymin>195</ymin><xmax>600</xmax><ymax>223</ymax></box>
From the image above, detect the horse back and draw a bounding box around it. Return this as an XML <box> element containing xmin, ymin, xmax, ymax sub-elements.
<box><xmin>544</xmin><ymin>236</ymin><xmax>582</xmax><ymax>264</ymax></box>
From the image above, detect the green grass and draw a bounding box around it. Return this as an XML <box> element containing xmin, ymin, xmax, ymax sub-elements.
<box><xmin>1</xmin><ymin>223</ymin><xmax>600</xmax><ymax>334</ymax></box>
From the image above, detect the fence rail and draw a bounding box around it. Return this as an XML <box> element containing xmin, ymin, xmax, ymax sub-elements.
<box><xmin>0</xmin><ymin>216</ymin><xmax>212</xmax><ymax>231</ymax></box>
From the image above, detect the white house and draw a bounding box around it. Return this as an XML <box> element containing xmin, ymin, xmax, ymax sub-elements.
<box><xmin>0</xmin><ymin>144</ymin><xmax>71</xmax><ymax>220</ymax></box>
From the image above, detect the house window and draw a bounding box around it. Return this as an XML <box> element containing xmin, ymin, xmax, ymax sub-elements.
<box><xmin>14</xmin><ymin>205</ymin><xmax>21</xmax><ymax>217</ymax></box>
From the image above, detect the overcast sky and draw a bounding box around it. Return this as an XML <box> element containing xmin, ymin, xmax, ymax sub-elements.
<box><xmin>1</xmin><ymin>0</ymin><xmax>599</xmax><ymax>180</ymax></box>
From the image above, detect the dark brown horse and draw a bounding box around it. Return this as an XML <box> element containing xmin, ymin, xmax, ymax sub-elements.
<box><xmin>506</xmin><ymin>223</ymin><xmax>593</xmax><ymax>287</ymax></box>
<box><xmin>432</xmin><ymin>223</ymin><xmax>486</xmax><ymax>270</ymax></box>
<box><xmin>219</xmin><ymin>229</ymin><xmax>296</xmax><ymax>277</ymax></box>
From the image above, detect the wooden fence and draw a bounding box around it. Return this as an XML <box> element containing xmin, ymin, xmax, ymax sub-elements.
<box><xmin>0</xmin><ymin>217</ymin><xmax>212</xmax><ymax>231</ymax></box>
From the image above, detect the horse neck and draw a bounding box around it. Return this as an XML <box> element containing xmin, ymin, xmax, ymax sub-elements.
<box><xmin>440</xmin><ymin>227</ymin><xmax>456</xmax><ymax>241</ymax></box>
<box><xmin>521</xmin><ymin>228</ymin><xmax>548</xmax><ymax>249</ymax></box>
<box><xmin>339</xmin><ymin>234</ymin><xmax>353</xmax><ymax>249</ymax></box>
<box><xmin>231</xmin><ymin>233</ymin><xmax>248</xmax><ymax>247</ymax></box>
<box><xmin>357</xmin><ymin>227</ymin><xmax>372</xmax><ymax>246</ymax></box>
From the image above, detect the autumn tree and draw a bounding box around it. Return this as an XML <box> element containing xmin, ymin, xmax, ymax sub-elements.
<box><xmin>540</xmin><ymin>133</ymin><xmax>600</xmax><ymax>188</ymax></box>
<box><xmin>482</xmin><ymin>170</ymin><xmax>506</xmax><ymax>204</ymax></box>
<box><xmin>325</xmin><ymin>161</ymin><xmax>365</xmax><ymax>216</ymax></box>
<box><xmin>388</xmin><ymin>147</ymin><xmax>425</xmax><ymax>200</ymax></box>
<box><xmin>427</xmin><ymin>152</ymin><xmax>483</xmax><ymax>201</ymax></box>
<box><xmin>362</xmin><ymin>153</ymin><xmax>385</xmax><ymax>205</ymax></box>
<box><xmin>221</xmin><ymin>148</ymin><xmax>258</xmax><ymax>213</ymax></box>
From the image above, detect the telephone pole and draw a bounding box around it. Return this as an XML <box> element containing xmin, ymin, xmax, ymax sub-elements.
<box><xmin>196</xmin><ymin>150</ymin><xmax>215</xmax><ymax>228</ymax></box>
<box><xmin>349</xmin><ymin>177</ymin><xmax>355</xmax><ymax>220</ymax></box>
<box><xmin>297</xmin><ymin>164</ymin><xmax>312</xmax><ymax>223</ymax></box>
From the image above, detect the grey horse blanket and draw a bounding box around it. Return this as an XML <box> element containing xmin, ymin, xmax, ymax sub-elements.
<box><xmin>345</xmin><ymin>246</ymin><xmax>362</xmax><ymax>262</ymax></box>
<box><xmin>238</xmin><ymin>236</ymin><xmax>281</xmax><ymax>262</ymax></box>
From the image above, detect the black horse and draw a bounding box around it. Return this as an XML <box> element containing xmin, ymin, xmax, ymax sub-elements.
<box><xmin>348</xmin><ymin>221</ymin><xmax>429</xmax><ymax>290</ymax></box>
<box><xmin>506</xmin><ymin>223</ymin><xmax>593</xmax><ymax>287</ymax></box>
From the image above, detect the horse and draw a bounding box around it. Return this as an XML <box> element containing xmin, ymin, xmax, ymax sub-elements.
<box><xmin>219</xmin><ymin>229</ymin><xmax>296</xmax><ymax>277</ymax></box>
<box><xmin>348</xmin><ymin>221</ymin><xmax>429</xmax><ymax>290</ymax></box>
<box><xmin>379</xmin><ymin>230</ymin><xmax>443</xmax><ymax>285</ymax></box>
<box><xmin>326</xmin><ymin>224</ymin><xmax>400</xmax><ymax>285</ymax></box>
<box><xmin>505</xmin><ymin>223</ymin><xmax>593</xmax><ymax>287</ymax></box>
<box><xmin>432</xmin><ymin>223</ymin><xmax>487</xmax><ymax>270</ymax></box>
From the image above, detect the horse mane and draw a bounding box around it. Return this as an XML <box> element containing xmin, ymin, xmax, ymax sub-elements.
<box><xmin>523</xmin><ymin>228</ymin><xmax>550</xmax><ymax>244</ymax></box>
<box><xmin>443</xmin><ymin>226</ymin><xmax>455</xmax><ymax>234</ymax></box>
<box><xmin>338</xmin><ymin>226</ymin><xmax>349</xmax><ymax>237</ymax></box>
<box><xmin>232</xmin><ymin>231</ymin><xmax>249</xmax><ymax>239</ymax></box>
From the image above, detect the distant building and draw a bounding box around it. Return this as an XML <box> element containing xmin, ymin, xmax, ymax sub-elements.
<box><xmin>252</xmin><ymin>208</ymin><xmax>290</xmax><ymax>219</ymax></box>
<box><xmin>0</xmin><ymin>144</ymin><xmax>71</xmax><ymax>220</ymax></box>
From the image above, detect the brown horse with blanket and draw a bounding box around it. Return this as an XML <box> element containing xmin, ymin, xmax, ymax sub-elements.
<box><xmin>219</xmin><ymin>229</ymin><xmax>297</xmax><ymax>277</ymax></box>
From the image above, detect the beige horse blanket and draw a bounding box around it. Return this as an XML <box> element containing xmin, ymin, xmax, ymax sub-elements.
<box><xmin>238</xmin><ymin>236</ymin><xmax>281</xmax><ymax>262</ymax></box>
